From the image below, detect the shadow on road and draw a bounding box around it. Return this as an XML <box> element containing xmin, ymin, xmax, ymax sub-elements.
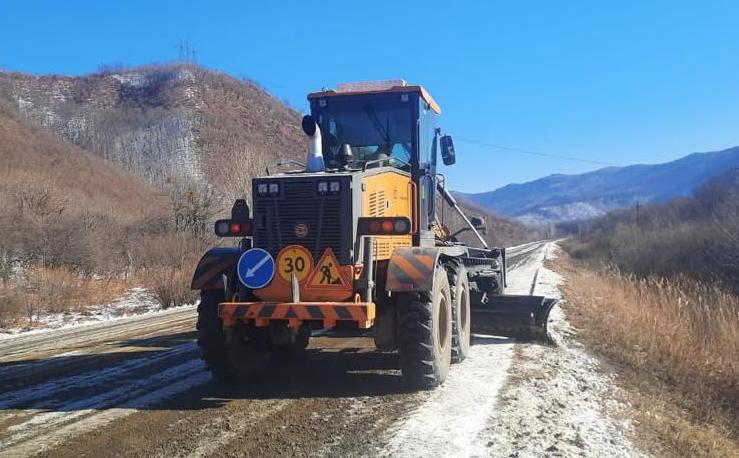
<box><xmin>0</xmin><ymin>330</ymin><xmax>514</xmax><ymax>414</ymax></box>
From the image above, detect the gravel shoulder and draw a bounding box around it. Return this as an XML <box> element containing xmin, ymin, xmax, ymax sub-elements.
<box><xmin>480</xmin><ymin>245</ymin><xmax>644</xmax><ymax>457</ymax></box>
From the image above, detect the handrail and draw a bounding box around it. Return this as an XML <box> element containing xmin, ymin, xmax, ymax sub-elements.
<box><xmin>362</xmin><ymin>157</ymin><xmax>411</xmax><ymax>172</ymax></box>
<box><xmin>265</xmin><ymin>159</ymin><xmax>306</xmax><ymax>176</ymax></box>
<box><xmin>409</xmin><ymin>181</ymin><xmax>418</xmax><ymax>234</ymax></box>
<box><xmin>436</xmin><ymin>178</ymin><xmax>489</xmax><ymax>249</ymax></box>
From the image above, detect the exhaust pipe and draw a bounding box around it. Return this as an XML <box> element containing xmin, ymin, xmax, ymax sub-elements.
<box><xmin>302</xmin><ymin>115</ymin><xmax>325</xmax><ymax>172</ymax></box>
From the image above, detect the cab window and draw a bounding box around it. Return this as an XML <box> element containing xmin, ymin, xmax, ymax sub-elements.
<box><xmin>315</xmin><ymin>97</ymin><xmax>413</xmax><ymax>170</ymax></box>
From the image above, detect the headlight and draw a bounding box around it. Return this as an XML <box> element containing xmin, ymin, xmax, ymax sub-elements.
<box><xmin>257</xmin><ymin>183</ymin><xmax>268</xmax><ymax>195</ymax></box>
<box><xmin>329</xmin><ymin>181</ymin><xmax>340</xmax><ymax>193</ymax></box>
<box><xmin>269</xmin><ymin>183</ymin><xmax>279</xmax><ymax>195</ymax></box>
<box><xmin>317</xmin><ymin>181</ymin><xmax>328</xmax><ymax>194</ymax></box>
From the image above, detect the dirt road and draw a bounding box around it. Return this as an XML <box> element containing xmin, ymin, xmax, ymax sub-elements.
<box><xmin>0</xmin><ymin>241</ymin><xmax>641</xmax><ymax>457</ymax></box>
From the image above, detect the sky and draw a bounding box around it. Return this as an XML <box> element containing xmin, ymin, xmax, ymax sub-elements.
<box><xmin>1</xmin><ymin>1</ymin><xmax>738</xmax><ymax>193</ymax></box>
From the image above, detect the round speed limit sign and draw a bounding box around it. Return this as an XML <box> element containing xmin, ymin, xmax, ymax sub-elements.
<box><xmin>276</xmin><ymin>245</ymin><xmax>314</xmax><ymax>283</ymax></box>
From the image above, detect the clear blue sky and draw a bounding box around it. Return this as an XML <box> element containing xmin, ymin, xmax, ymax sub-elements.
<box><xmin>2</xmin><ymin>1</ymin><xmax>738</xmax><ymax>192</ymax></box>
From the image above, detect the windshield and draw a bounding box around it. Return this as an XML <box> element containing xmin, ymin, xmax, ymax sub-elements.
<box><xmin>315</xmin><ymin>99</ymin><xmax>413</xmax><ymax>170</ymax></box>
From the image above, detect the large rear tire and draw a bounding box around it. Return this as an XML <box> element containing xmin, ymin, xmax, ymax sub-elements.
<box><xmin>398</xmin><ymin>267</ymin><xmax>452</xmax><ymax>389</ymax></box>
<box><xmin>196</xmin><ymin>290</ymin><xmax>234</xmax><ymax>381</ymax></box>
<box><xmin>447</xmin><ymin>261</ymin><xmax>471</xmax><ymax>363</ymax></box>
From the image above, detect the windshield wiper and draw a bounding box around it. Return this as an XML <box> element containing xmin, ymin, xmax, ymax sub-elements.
<box><xmin>365</xmin><ymin>106</ymin><xmax>390</xmax><ymax>145</ymax></box>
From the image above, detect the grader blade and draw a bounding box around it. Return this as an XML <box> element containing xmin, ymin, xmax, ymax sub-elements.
<box><xmin>471</xmin><ymin>295</ymin><xmax>558</xmax><ymax>342</ymax></box>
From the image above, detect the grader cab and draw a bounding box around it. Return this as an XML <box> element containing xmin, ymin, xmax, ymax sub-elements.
<box><xmin>191</xmin><ymin>80</ymin><xmax>556</xmax><ymax>388</ymax></box>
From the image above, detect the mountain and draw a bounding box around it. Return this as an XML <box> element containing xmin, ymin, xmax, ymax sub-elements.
<box><xmin>0</xmin><ymin>97</ymin><xmax>163</xmax><ymax>219</ymax></box>
<box><xmin>0</xmin><ymin>64</ymin><xmax>535</xmax><ymax>244</ymax></box>
<box><xmin>458</xmin><ymin>145</ymin><xmax>739</xmax><ymax>225</ymax></box>
<box><xmin>0</xmin><ymin>64</ymin><xmax>305</xmax><ymax>204</ymax></box>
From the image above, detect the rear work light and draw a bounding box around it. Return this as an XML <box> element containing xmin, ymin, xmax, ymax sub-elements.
<box><xmin>214</xmin><ymin>219</ymin><xmax>253</xmax><ymax>237</ymax></box>
<box><xmin>257</xmin><ymin>182</ymin><xmax>280</xmax><ymax>196</ymax></box>
<box><xmin>357</xmin><ymin>217</ymin><xmax>412</xmax><ymax>236</ymax></box>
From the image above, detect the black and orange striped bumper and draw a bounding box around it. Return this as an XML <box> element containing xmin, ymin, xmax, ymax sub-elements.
<box><xmin>218</xmin><ymin>301</ymin><xmax>376</xmax><ymax>329</ymax></box>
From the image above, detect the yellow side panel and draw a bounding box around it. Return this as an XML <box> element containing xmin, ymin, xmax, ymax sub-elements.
<box><xmin>362</xmin><ymin>171</ymin><xmax>413</xmax><ymax>260</ymax></box>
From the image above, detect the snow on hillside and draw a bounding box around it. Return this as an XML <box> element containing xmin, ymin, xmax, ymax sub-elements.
<box><xmin>459</xmin><ymin>145</ymin><xmax>739</xmax><ymax>225</ymax></box>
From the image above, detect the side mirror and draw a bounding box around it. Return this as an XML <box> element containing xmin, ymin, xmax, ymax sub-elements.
<box><xmin>440</xmin><ymin>135</ymin><xmax>456</xmax><ymax>165</ymax></box>
<box><xmin>470</xmin><ymin>216</ymin><xmax>486</xmax><ymax>234</ymax></box>
<box><xmin>231</xmin><ymin>199</ymin><xmax>250</xmax><ymax>221</ymax></box>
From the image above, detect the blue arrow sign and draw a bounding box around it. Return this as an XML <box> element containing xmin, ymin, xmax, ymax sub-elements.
<box><xmin>237</xmin><ymin>248</ymin><xmax>275</xmax><ymax>289</ymax></box>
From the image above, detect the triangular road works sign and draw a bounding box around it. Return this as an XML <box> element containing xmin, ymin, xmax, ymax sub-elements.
<box><xmin>306</xmin><ymin>248</ymin><xmax>350</xmax><ymax>288</ymax></box>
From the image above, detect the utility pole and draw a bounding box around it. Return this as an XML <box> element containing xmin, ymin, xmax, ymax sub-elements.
<box><xmin>635</xmin><ymin>201</ymin><xmax>641</xmax><ymax>228</ymax></box>
<box><xmin>178</xmin><ymin>40</ymin><xmax>197</xmax><ymax>63</ymax></box>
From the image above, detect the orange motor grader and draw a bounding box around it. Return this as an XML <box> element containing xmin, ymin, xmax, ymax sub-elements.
<box><xmin>191</xmin><ymin>80</ymin><xmax>556</xmax><ymax>388</ymax></box>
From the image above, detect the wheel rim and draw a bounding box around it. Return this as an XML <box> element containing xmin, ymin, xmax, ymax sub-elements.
<box><xmin>438</xmin><ymin>294</ymin><xmax>450</xmax><ymax>351</ymax></box>
<box><xmin>461</xmin><ymin>285</ymin><xmax>470</xmax><ymax>335</ymax></box>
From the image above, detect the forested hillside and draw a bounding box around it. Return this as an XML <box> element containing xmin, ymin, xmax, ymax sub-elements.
<box><xmin>0</xmin><ymin>64</ymin><xmax>305</xmax><ymax>205</ymax></box>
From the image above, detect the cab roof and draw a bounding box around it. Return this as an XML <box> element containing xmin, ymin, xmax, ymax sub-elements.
<box><xmin>307</xmin><ymin>79</ymin><xmax>441</xmax><ymax>114</ymax></box>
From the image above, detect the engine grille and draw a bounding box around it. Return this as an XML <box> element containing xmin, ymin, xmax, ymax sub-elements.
<box><xmin>253</xmin><ymin>179</ymin><xmax>351</xmax><ymax>264</ymax></box>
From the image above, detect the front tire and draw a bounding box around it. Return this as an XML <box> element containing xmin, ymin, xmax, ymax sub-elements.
<box><xmin>398</xmin><ymin>267</ymin><xmax>452</xmax><ymax>389</ymax></box>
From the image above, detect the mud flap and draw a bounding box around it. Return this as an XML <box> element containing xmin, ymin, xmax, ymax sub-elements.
<box><xmin>470</xmin><ymin>294</ymin><xmax>558</xmax><ymax>342</ymax></box>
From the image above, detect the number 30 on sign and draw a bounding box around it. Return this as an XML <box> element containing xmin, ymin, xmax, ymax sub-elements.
<box><xmin>276</xmin><ymin>245</ymin><xmax>314</xmax><ymax>283</ymax></box>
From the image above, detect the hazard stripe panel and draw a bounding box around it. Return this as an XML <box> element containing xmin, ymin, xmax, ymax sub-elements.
<box><xmin>218</xmin><ymin>301</ymin><xmax>376</xmax><ymax>329</ymax></box>
<box><xmin>191</xmin><ymin>248</ymin><xmax>241</xmax><ymax>290</ymax></box>
<box><xmin>386</xmin><ymin>247</ymin><xmax>439</xmax><ymax>292</ymax></box>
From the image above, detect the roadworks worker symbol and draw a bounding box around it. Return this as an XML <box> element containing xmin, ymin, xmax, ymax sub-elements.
<box><xmin>237</xmin><ymin>248</ymin><xmax>275</xmax><ymax>289</ymax></box>
<box><xmin>306</xmin><ymin>248</ymin><xmax>349</xmax><ymax>288</ymax></box>
<box><xmin>276</xmin><ymin>245</ymin><xmax>314</xmax><ymax>283</ymax></box>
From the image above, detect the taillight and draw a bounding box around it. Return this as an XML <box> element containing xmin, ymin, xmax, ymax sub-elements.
<box><xmin>358</xmin><ymin>217</ymin><xmax>412</xmax><ymax>235</ymax></box>
<box><xmin>215</xmin><ymin>219</ymin><xmax>253</xmax><ymax>237</ymax></box>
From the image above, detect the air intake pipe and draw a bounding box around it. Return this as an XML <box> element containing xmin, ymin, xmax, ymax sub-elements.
<box><xmin>302</xmin><ymin>115</ymin><xmax>325</xmax><ymax>172</ymax></box>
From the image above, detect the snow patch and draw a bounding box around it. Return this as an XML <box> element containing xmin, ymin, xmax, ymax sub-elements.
<box><xmin>382</xmin><ymin>337</ymin><xmax>514</xmax><ymax>457</ymax></box>
<box><xmin>515</xmin><ymin>202</ymin><xmax>607</xmax><ymax>226</ymax></box>
<box><xmin>0</xmin><ymin>288</ymin><xmax>187</xmax><ymax>340</ymax></box>
<box><xmin>1</xmin><ymin>358</ymin><xmax>210</xmax><ymax>455</ymax></box>
<box><xmin>479</xmin><ymin>243</ymin><xmax>644</xmax><ymax>457</ymax></box>
<box><xmin>111</xmin><ymin>73</ymin><xmax>146</xmax><ymax>87</ymax></box>
<box><xmin>17</xmin><ymin>96</ymin><xmax>33</xmax><ymax>111</ymax></box>
<box><xmin>381</xmin><ymin>242</ymin><xmax>643</xmax><ymax>457</ymax></box>
<box><xmin>380</xmin><ymin>241</ymin><xmax>546</xmax><ymax>457</ymax></box>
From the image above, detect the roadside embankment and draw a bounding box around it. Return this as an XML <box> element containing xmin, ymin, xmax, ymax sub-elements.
<box><xmin>554</xmin><ymin>251</ymin><xmax>739</xmax><ymax>457</ymax></box>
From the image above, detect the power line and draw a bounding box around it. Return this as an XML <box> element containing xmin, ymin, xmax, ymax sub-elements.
<box><xmin>456</xmin><ymin>137</ymin><xmax>619</xmax><ymax>166</ymax></box>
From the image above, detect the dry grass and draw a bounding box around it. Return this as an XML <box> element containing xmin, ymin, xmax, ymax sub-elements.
<box><xmin>557</xmin><ymin>255</ymin><xmax>739</xmax><ymax>456</ymax></box>
<box><xmin>145</xmin><ymin>267</ymin><xmax>198</xmax><ymax>310</ymax></box>
<box><xmin>0</xmin><ymin>266</ymin><xmax>128</xmax><ymax>329</ymax></box>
